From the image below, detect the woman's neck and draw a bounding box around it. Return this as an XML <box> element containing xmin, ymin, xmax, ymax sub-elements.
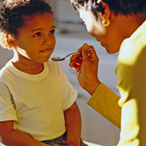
<box><xmin>122</xmin><ymin>12</ymin><xmax>146</xmax><ymax>39</ymax></box>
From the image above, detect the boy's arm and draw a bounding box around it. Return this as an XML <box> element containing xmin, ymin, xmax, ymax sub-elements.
<box><xmin>64</xmin><ymin>102</ymin><xmax>81</xmax><ymax>146</ymax></box>
<box><xmin>0</xmin><ymin>121</ymin><xmax>49</xmax><ymax>146</ymax></box>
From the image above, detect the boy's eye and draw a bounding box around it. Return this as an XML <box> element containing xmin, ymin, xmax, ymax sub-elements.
<box><xmin>33</xmin><ymin>32</ymin><xmax>41</xmax><ymax>37</ymax></box>
<box><xmin>49</xmin><ymin>29</ymin><xmax>55</xmax><ymax>34</ymax></box>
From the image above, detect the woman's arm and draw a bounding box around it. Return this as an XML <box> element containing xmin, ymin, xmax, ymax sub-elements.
<box><xmin>0</xmin><ymin>121</ymin><xmax>49</xmax><ymax>146</ymax></box>
<box><xmin>64</xmin><ymin>102</ymin><xmax>81</xmax><ymax>146</ymax></box>
<box><xmin>88</xmin><ymin>83</ymin><xmax>121</xmax><ymax>128</ymax></box>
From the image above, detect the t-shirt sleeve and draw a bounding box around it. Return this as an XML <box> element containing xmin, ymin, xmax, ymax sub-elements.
<box><xmin>0</xmin><ymin>81</ymin><xmax>18</xmax><ymax>122</ymax></box>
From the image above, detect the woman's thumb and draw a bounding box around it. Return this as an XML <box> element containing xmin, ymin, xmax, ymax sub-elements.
<box><xmin>82</xmin><ymin>43</ymin><xmax>90</xmax><ymax>59</ymax></box>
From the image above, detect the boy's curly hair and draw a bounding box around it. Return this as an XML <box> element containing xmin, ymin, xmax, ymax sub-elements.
<box><xmin>0</xmin><ymin>0</ymin><xmax>53</xmax><ymax>49</ymax></box>
<box><xmin>0</xmin><ymin>0</ymin><xmax>53</xmax><ymax>36</ymax></box>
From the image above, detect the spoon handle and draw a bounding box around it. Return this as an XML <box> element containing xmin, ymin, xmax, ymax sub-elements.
<box><xmin>65</xmin><ymin>51</ymin><xmax>81</xmax><ymax>58</ymax></box>
<box><xmin>66</xmin><ymin>48</ymin><xmax>92</xmax><ymax>58</ymax></box>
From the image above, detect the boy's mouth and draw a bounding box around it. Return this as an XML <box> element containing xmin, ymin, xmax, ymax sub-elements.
<box><xmin>40</xmin><ymin>48</ymin><xmax>52</xmax><ymax>52</ymax></box>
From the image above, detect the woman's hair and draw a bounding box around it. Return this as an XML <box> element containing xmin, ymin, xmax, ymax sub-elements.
<box><xmin>0</xmin><ymin>0</ymin><xmax>53</xmax><ymax>36</ymax></box>
<box><xmin>0</xmin><ymin>0</ymin><xmax>53</xmax><ymax>49</ymax></box>
<box><xmin>71</xmin><ymin>0</ymin><xmax>146</xmax><ymax>16</ymax></box>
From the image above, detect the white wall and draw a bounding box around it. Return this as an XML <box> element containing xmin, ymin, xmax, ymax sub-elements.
<box><xmin>48</xmin><ymin>0</ymin><xmax>81</xmax><ymax>23</ymax></box>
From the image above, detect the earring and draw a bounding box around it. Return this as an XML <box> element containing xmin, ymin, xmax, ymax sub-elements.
<box><xmin>102</xmin><ymin>18</ymin><xmax>110</xmax><ymax>26</ymax></box>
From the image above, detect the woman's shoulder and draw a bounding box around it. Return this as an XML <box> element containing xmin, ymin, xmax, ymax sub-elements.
<box><xmin>118</xmin><ymin>21</ymin><xmax>146</xmax><ymax>66</ymax></box>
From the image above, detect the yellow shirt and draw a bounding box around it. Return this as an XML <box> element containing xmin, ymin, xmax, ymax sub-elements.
<box><xmin>88</xmin><ymin>20</ymin><xmax>146</xmax><ymax>146</ymax></box>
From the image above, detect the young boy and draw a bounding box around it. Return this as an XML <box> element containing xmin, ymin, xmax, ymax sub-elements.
<box><xmin>0</xmin><ymin>0</ymin><xmax>83</xmax><ymax>145</ymax></box>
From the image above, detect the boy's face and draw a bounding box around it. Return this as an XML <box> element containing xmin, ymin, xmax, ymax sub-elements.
<box><xmin>14</xmin><ymin>12</ymin><xmax>56</xmax><ymax>63</ymax></box>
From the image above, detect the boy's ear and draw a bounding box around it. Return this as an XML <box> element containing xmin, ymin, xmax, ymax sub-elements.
<box><xmin>5</xmin><ymin>34</ymin><xmax>16</xmax><ymax>48</ymax></box>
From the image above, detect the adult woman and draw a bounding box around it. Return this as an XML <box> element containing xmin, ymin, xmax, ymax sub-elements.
<box><xmin>69</xmin><ymin>0</ymin><xmax>146</xmax><ymax>145</ymax></box>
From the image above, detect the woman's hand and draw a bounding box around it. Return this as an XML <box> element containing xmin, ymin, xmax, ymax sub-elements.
<box><xmin>69</xmin><ymin>43</ymin><xmax>100</xmax><ymax>95</ymax></box>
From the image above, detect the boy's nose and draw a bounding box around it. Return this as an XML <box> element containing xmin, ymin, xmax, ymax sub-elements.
<box><xmin>43</xmin><ymin>35</ymin><xmax>54</xmax><ymax>45</ymax></box>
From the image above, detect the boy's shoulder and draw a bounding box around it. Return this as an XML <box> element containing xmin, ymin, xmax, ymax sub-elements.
<box><xmin>0</xmin><ymin>61</ymin><xmax>11</xmax><ymax>73</ymax></box>
<box><xmin>47</xmin><ymin>60</ymin><xmax>62</xmax><ymax>70</ymax></box>
<box><xmin>46</xmin><ymin>60</ymin><xmax>65</xmax><ymax>76</ymax></box>
<box><xmin>0</xmin><ymin>61</ymin><xmax>12</xmax><ymax>80</ymax></box>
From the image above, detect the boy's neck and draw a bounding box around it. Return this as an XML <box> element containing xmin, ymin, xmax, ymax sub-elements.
<box><xmin>11</xmin><ymin>53</ymin><xmax>44</xmax><ymax>75</ymax></box>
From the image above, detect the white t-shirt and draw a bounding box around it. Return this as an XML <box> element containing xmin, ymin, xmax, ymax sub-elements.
<box><xmin>0</xmin><ymin>60</ymin><xmax>77</xmax><ymax>141</ymax></box>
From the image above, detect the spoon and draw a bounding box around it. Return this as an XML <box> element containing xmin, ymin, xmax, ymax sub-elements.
<box><xmin>51</xmin><ymin>51</ymin><xmax>81</xmax><ymax>62</ymax></box>
<box><xmin>51</xmin><ymin>48</ymin><xmax>92</xmax><ymax>62</ymax></box>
